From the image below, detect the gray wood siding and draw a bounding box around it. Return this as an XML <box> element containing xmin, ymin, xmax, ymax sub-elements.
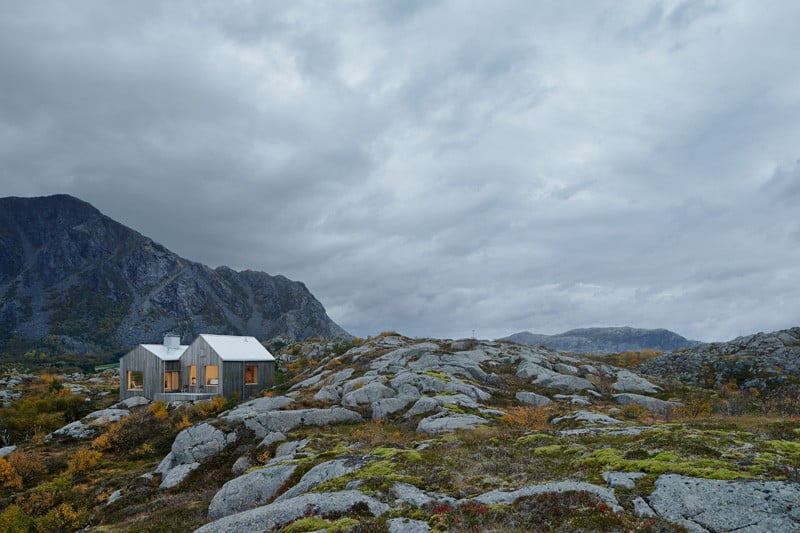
<box><xmin>181</xmin><ymin>336</ymin><xmax>225</xmax><ymax>395</ymax></box>
<box><xmin>119</xmin><ymin>346</ymin><xmax>164</xmax><ymax>400</ymax></box>
<box><xmin>221</xmin><ymin>361</ymin><xmax>275</xmax><ymax>399</ymax></box>
<box><xmin>224</xmin><ymin>362</ymin><xmax>245</xmax><ymax>398</ymax></box>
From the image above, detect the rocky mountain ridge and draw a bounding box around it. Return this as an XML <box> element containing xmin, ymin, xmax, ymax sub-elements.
<box><xmin>640</xmin><ymin>326</ymin><xmax>800</xmax><ymax>389</ymax></box>
<box><xmin>502</xmin><ymin>326</ymin><xmax>702</xmax><ymax>354</ymax></box>
<box><xmin>0</xmin><ymin>194</ymin><xmax>349</xmax><ymax>351</ymax></box>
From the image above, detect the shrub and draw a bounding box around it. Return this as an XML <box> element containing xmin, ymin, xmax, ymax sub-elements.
<box><xmin>676</xmin><ymin>398</ymin><xmax>713</xmax><ymax>419</ymax></box>
<box><xmin>192</xmin><ymin>396</ymin><xmax>227</xmax><ymax>417</ymax></box>
<box><xmin>148</xmin><ymin>401</ymin><xmax>169</xmax><ymax>420</ymax></box>
<box><xmin>501</xmin><ymin>406</ymin><xmax>552</xmax><ymax>431</ymax></box>
<box><xmin>0</xmin><ymin>505</ymin><xmax>32</xmax><ymax>531</ymax></box>
<box><xmin>67</xmin><ymin>448</ymin><xmax>101</xmax><ymax>476</ymax></box>
<box><xmin>6</xmin><ymin>449</ymin><xmax>46</xmax><ymax>486</ymax></box>
<box><xmin>0</xmin><ymin>456</ymin><xmax>22</xmax><ymax>490</ymax></box>
<box><xmin>33</xmin><ymin>503</ymin><xmax>85</xmax><ymax>532</ymax></box>
<box><xmin>92</xmin><ymin>409</ymin><xmax>169</xmax><ymax>455</ymax></box>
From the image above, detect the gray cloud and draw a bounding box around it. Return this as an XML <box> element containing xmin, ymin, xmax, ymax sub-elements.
<box><xmin>2</xmin><ymin>0</ymin><xmax>799</xmax><ymax>342</ymax></box>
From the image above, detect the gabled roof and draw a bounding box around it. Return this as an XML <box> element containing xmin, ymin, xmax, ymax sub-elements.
<box><xmin>198</xmin><ymin>334</ymin><xmax>275</xmax><ymax>362</ymax></box>
<box><xmin>140</xmin><ymin>344</ymin><xmax>188</xmax><ymax>361</ymax></box>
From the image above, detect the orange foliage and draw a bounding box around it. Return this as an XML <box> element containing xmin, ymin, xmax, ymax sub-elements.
<box><xmin>0</xmin><ymin>457</ymin><xmax>22</xmax><ymax>490</ymax></box>
<box><xmin>501</xmin><ymin>406</ymin><xmax>553</xmax><ymax>431</ymax></box>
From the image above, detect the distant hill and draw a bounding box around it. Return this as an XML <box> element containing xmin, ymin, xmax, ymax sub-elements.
<box><xmin>0</xmin><ymin>194</ymin><xmax>349</xmax><ymax>354</ymax></box>
<box><xmin>500</xmin><ymin>327</ymin><xmax>702</xmax><ymax>354</ymax></box>
<box><xmin>640</xmin><ymin>326</ymin><xmax>800</xmax><ymax>388</ymax></box>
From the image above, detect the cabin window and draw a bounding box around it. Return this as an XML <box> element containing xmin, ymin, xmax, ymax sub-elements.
<box><xmin>164</xmin><ymin>371</ymin><xmax>180</xmax><ymax>391</ymax></box>
<box><xmin>190</xmin><ymin>365</ymin><xmax>197</xmax><ymax>385</ymax></box>
<box><xmin>205</xmin><ymin>365</ymin><xmax>219</xmax><ymax>386</ymax></box>
<box><xmin>127</xmin><ymin>371</ymin><xmax>143</xmax><ymax>391</ymax></box>
<box><xmin>245</xmin><ymin>365</ymin><xmax>258</xmax><ymax>385</ymax></box>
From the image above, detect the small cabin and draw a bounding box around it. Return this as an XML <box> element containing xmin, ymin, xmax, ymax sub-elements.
<box><xmin>180</xmin><ymin>334</ymin><xmax>275</xmax><ymax>400</ymax></box>
<box><xmin>118</xmin><ymin>334</ymin><xmax>275</xmax><ymax>402</ymax></box>
<box><xmin>119</xmin><ymin>335</ymin><xmax>188</xmax><ymax>401</ymax></box>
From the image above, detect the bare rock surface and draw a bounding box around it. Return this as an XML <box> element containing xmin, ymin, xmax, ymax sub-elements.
<box><xmin>207</xmin><ymin>463</ymin><xmax>297</xmax><ymax>520</ymax></box>
<box><xmin>195</xmin><ymin>491</ymin><xmax>389</xmax><ymax>533</ymax></box>
<box><xmin>613</xmin><ymin>393</ymin><xmax>680</xmax><ymax>414</ymax></box>
<box><xmin>612</xmin><ymin>370</ymin><xmax>660</xmax><ymax>393</ymax></box>
<box><xmin>417</xmin><ymin>412</ymin><xmax>488</xmax><ymax>434</ymax></box>
<box><xmin>472</xmin><ymin>481</ymin><xmax>622</xmax><ymax>512</ymax></box>
<box><xmin>647</xmin><ymin>474</ymin><xmax>800</xmax><ymax>532</ymax></box>
<box><xmin>388</xmin><ymin>518</ymin><xmax>431</xmax><ymax>533</ymax></box>
<box><xmin>275</xmin><ymin>456</ymin><xmax>371</xmax><ymax>501</ymax></box>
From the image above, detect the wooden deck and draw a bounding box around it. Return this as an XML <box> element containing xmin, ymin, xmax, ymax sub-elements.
<box><xmin>154</xmin><ymin>392</ymin><xmax>218</xmax><ymax>402</ymax></box>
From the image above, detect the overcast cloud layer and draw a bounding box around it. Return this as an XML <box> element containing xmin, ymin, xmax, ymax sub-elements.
<box><xmin>2</xmin><ymin>0</ymin><xmax>799</xmax><ymax>342</ymax></box>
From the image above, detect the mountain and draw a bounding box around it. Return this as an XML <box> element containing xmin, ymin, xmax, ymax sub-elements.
<box><xmin>0</xmin><ymin>194</ymin><xmax>349</xmax><ymax>352</ymax></box>
<box><xmin>639</xmin><ymin>326</ymin><xmax>800</xmax><ymax>389</ymax></box>
<box><xmin>501</xmin><ymin>326</ymin><xmax>702</xmax><ymax>354</ymax></box>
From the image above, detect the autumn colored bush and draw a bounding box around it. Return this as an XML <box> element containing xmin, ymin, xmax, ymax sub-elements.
<box><xmin>67</xmin><ymin>448</ymin><xmax>101</xmax><ymax>475</ymax></box>
<box><xmin>92</xmin><ymin>409</ymin><xmax>170</xmax><ymax>455</ymax></box>
<box><xmin>192</xmin><ymin>396</ymin><xmax>228</xmax><ymax>417</ymax></box>
<box><xmin>148</xmin><ymin>401</ymin><xmax>169</xmax><ymax>420</ymax></box>
<box><xmin>6</xmin><ymin>449</ymin><xmax>46</xmax><ymax>486</ymax></box>
<box><xmin>676</xmin><ymin>398</ymin><xmax>713</xmax><ymax>420</ymax></box>
<box><xmin>175</xmin><ymin>414</ymin><xmax>192</xmax><ymax>431</ymax></box>
<box><xmin>0</xmin><ymin>456</ymin><xmax>23</xmax><ymax>490</ymax></box>
<box><xmin>501</xmin><ymin>406</ymin><xmax>553</xmax><ymax>431</ymax></box>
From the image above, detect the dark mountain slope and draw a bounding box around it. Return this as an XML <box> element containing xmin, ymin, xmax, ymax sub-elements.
<box><xmin>501</xmin><ymin>326</ymin><xmax>701</xmax><ymax>354</ymax></box>
<box><xmin>0</xmin><ymin>194</ymin><xmax>349</xmax><ymax>351</ymax></box>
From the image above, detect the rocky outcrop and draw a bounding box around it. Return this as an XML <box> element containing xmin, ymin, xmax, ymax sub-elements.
<box><xmin>613</xmin><ymin>393</ymin><xmax>681</xmax><ymax>414</ymax></box>
<box><xmin>647</xmin><ymin>474</ymin><xmax>800</xmax><ymax>532</ymax></box>
<box><xmin>612</xmin><ymin>370</ymin><xmax>660</xmax><ymax>393</ymax></box>
<box><xmin>472</xmin><ymin>481</ymin><xmax>622</xmax><ymax>512</ymax></box>
<box><xmin>515</xmin><ymin>391</ymin><xmax>553</xmax><ymax>406</ymax></box>
<box><xmin>0</xmin><ymin>194</ymin><xmax>350</xmax><ymax>350</ymax></box>
<box><xmin>640</xmin><ymin>327</ymin><xmax>800</xmax><ymax>389</ymax></box>
<box><xmin>417</xmin><ymin>412</ymin><xmax>488</xmax><ymax>434</ymax></box>
<box><xmin>156</xmin><ymin>423</ymin><xmax>238</xmax><ymax>488</ymax></box>
<box><xmin>275</xmin><ymin>456</ymin><xmax>371</xmax><ymax>501</ymax></box>
<box><xmin>207</xmin><ymin>463</ymin><xmax>297</xmax><ymax>520</ymax></box>
<box><xmin>195</xmin><ymin>491</ymin><xmax>389</xmax><ymax>533</ymax></box>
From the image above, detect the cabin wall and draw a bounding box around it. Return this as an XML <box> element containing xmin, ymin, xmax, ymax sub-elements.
<box><xmin>222</xmin><ymin>361</ymin><xmax>275</xmax><ymax>399</ymax></box>
<box><xmin>181</xmin><ymin>336</ymin><xmax>225</xmax><ymax>395</ymax></box>
<box><xmin>119</xmin><ymin>346</ymin><xmax>164</xmax><ymax>400</ymax></box>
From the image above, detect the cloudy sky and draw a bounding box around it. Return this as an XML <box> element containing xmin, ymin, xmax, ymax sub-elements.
<box><xmin>2</xmin><ymin>1</ymin><xmax>799</xmax><ymax>342</ymax></box>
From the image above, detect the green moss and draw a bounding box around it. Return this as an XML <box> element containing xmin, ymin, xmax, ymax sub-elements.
<box><xmin>516</xmin><ymin>433</ymin><xmax>554</xmax><ymax>446</ymax></box>
<box><xmin>533</xmin><ymin>445</ymin><xmax>569</xmax><ymax>457</ymax></box>
<box><xmin>765</xmin><ymin>440</ymin><xmax>800</xmax><ymax>455</ymax></box>
<box><xmin>441</xmin><ymin>404</ymin><xmax>465</xmax><ymax>414</ymax></box>
<box><xmin>311</xmin><ymin>460</ymin><xmax>421</xmax><ymax>493</ymax></box>
<box><xmin>579</xmin><ymin>448</ymin><xmax>750</xmax><ymax>480</ymax></box>
<box><xmin>421</xmin><ymin>371</ymin><xmax>450</xmax><ymax>382</ymax></box>
<box><xmin>283</xmin><ymin>517</ymin><xmax>331</xmax><ymax>532</ymax></box>
<box><xmin>371</xmin><ymin>448</ymin><xmax>423</xmax><ymax>462</ymax></box>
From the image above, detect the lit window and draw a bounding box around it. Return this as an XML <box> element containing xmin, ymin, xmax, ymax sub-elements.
<box><xmin>190</xmin><ymin>365</ymin><xmax>197</xmax><ymax>385</ymax></box>
<box><xmin>127</xmin><ymin>371</ymin><xmax>143</xmax><ymax>391</ymax></box>
<box><xmin>245</xmin><ymin>365</ymin><xmax>258</xmax><ymax>384</ymax></box>
<box><xmin>205</xmin><ymin>365</ymin><xmax>219</xmax><ymax>386</ymax></box>
<box><xmin>164</xmin><ymin>371</ymin><xmax>180</xmax><ymax>391</ymax></box>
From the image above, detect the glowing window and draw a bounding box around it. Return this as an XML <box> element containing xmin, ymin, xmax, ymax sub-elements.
<box><xmin>127</xmin><ymin>371</ymin><xmax>143</xmax><ymax>391</ymax></box>
<box><xmin>205</xmin><ymin>365</ymin><xmax>219</xmax><ymax>386</ymax></box>
<box><xmin>245</xmin><ymin>365</ymin><xmax>258</xmax><ymax>385</ymax></box>
<box><xmin>164</xmin><ymin>371</ymin><xmax>180</xmax><ymax>391</ymax></box>
<box><xmin>190</xmin><ymin>365</ymin><xmax>197</xmax><ymax>385</ymax></box>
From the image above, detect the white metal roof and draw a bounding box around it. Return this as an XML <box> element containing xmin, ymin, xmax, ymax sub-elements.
<box><xmin>140</xmin><ymin>343</ymin><xmax>189</xmax><ymax>361</ymax></box>
<box><xmin>199</xmin><ymin>334</ymin><xmax>275</xmax><ymax>362</ymax></box>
